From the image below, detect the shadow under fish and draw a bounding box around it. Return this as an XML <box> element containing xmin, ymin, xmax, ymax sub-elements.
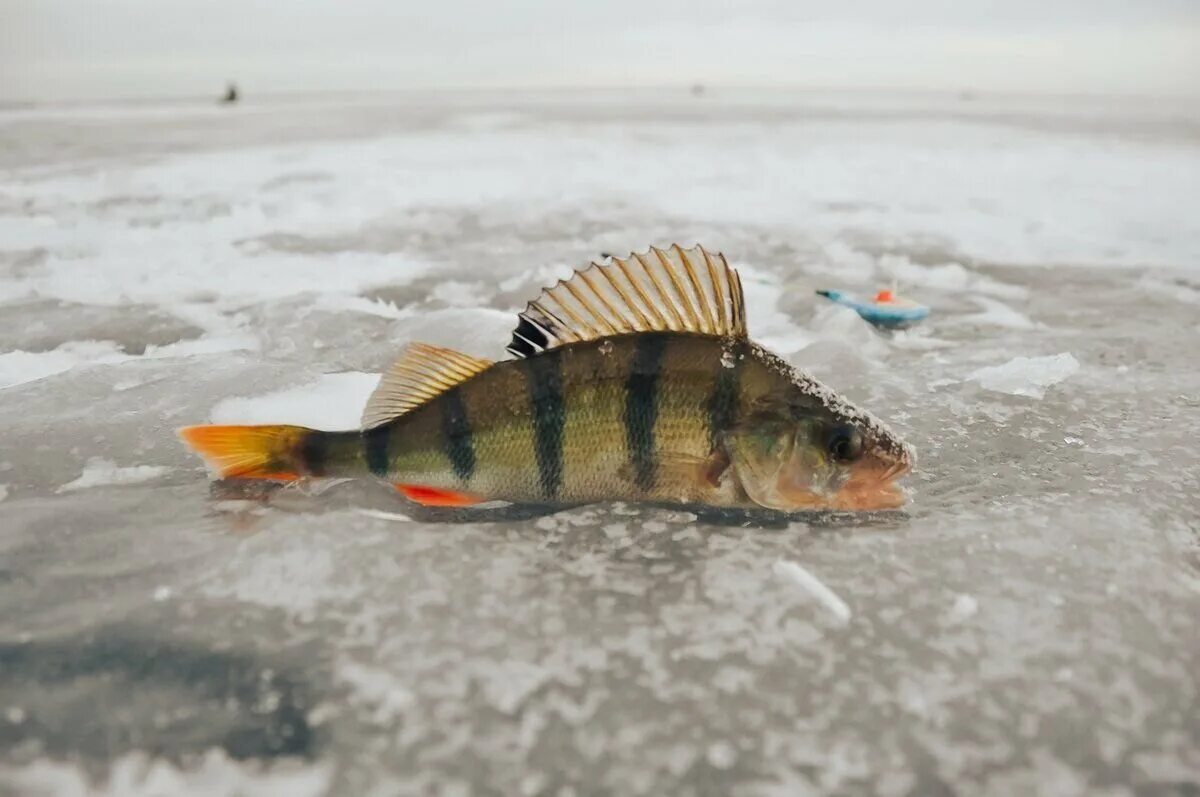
<box><xmin>205</xmin><ymin>478</ymin><xmax>907</xmax><ymax>531</ymax></box>
<box><xmin>367</xmin><ymin>498</ymin><xmax>908</xmax><ymax>531</ymax></box>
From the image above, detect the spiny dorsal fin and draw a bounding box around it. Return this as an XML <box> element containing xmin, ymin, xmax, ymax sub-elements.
<box><xmin>361</xmin><ymin>343</ymin><xmax>493</xmax><ymax>429</ymax></box>
<box><xmin>506</xmin><ymin>244</ymin><xmax>747</xmax><ymax>358</ymax></box>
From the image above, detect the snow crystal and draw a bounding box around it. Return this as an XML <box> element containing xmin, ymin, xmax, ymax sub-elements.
<box><xmin>56</xmin><ymin>458</ymin><xmax>170</xmax><ymax>492</ymax></box>
<box><xmin>772</xmin><ymin>559</ymin><xmax>853</xmax><ymax>624</ymax></box>
<box><xmin>968</xmin><ymin>353</ymin><xmax>1081</xmax><ymax>399</ymax></box>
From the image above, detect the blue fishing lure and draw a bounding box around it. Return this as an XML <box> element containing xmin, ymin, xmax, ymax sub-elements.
<box><xmin>816</xmin><ymin>289</ymin><xmax>930</xmax><ymax>329</ymax></box>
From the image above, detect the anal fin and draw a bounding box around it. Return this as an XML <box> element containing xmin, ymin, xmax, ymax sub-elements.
<box><xmin>394</xmin><ymin>484</ymin><xmax>483</xmax><ymax>507</ymax></box>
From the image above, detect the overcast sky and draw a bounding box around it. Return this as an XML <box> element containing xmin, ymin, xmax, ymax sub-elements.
<box><xmin>2</xmin><ymin>0</ymin><xmax>1198</xmax><ymax>102</ymax></box>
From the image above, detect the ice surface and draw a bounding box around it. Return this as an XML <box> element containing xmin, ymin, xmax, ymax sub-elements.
<box><xmin>1</xmin><ymin>91</ymin><xmax>1198</xmax><ymax>796</ymax></box>
<box><xmin>968</xmin><ymin>353</ymin><xmax>1081</xmax><ymax>398</ymax></box>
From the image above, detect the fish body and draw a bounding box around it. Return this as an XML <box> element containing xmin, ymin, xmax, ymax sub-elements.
<box><xmin>182</xmin><ymin>246</ymin><xmax>913</xmax><ymax>511</ymax></box>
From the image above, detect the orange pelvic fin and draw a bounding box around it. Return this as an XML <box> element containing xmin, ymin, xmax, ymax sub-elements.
<box><xmin>178</xmin><ymin>424</ymin><xmax>310</xmax><ymax>481</ymax></box>
<box><xmin>394</xmin><ymin>484</ymin><xmax>483</xmax><ymax>507</ymax></box>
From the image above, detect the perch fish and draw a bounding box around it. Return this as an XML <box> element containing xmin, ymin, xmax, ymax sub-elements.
<box><xmin>181</xmin><ymin>245</ymin><xmax>914</xmax><ymax>510</ymax></box>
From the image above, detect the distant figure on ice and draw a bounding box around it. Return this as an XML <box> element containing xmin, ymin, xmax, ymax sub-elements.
<box><xmin>220</xmin><ymin>82</ymin><xmax>239</xmax><ymax>104</ymax></box>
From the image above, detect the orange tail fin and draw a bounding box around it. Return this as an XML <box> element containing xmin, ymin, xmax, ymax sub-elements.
<box><xmin>178</xmin><ymin>424</ymin><xmax>313</xmax><ymax>481</ymax></box>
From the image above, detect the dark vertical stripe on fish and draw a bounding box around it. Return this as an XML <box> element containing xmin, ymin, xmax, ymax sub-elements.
<box><xmin>363</xmin><ymin>424</ymin><xmax>391</xmax><ymax>477</ymax></box>
<box><xmin>707</xmin><ymin>339</ymin><xmax>742</xmax><ymax>451</ymax></box>
<box><xmin>300</xmin><ymin>430</ymin><xmax>329</xmax><ymax>477</ymax></box>
<box><xmin>624</xmin><ymin>334</ymin><xmax>668</xmax><ymax>491</ymax></box>
<box><xmin>524</xmin><ymin>350</ymin><xmax>565</xmax><ymax>499</ymax></box>
<box><xmin>439</xmin><ymin>387</ymin><xmax>475</xmax><ymax>482</ymax></box>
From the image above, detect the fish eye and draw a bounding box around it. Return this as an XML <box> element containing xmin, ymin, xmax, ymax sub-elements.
<box><xmin>827</xmin><ymin>425</ymin><xmax>863</xmax><ymax>462</ymax></box>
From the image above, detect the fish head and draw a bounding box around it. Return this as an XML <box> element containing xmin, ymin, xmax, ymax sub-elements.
<box><xmin>725</xmin><ymin>382</ymin><xmax>913</xmax><ymax>512</ymax></box>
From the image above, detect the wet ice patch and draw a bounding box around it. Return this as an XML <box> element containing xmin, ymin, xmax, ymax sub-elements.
<box><xmin>968</xmin><ymin>353</ymin><xmax>1080</xmax><ymax>399</ymax></box>
<box><xmin>56</xmin><ymin>458</ymin><xmax>170</xmax><ymax>492</ymax></box>
<box><xmin>210</xmin><ymin>371</ymin><xmax>380</xmax><ymax>430</ymax></box>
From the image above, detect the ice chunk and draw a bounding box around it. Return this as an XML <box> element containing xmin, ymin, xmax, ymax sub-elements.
<box><xmin>737</xmin><ymin>264</ymin><xmax>815</xmax><ymax>355</ymax></box>
<box><xmin>210</xmin><ymin>372</ymin><xmax>380</xmax><ymax>430</ymax></box>
<box><xmin>959</xmin><ymin>296</ymin><xmax>1036</xmax><ymax>329</ymax></box>
<box><xmin>967</xmin><ymin>353</ymin><xmax>1079</xmax><ymax>399</ymax></box>
<box><xmin>56</xmin><ymin>458</ymin><xmax>170</xmax><ymax>492</ymax></box>
<box><xmin>773</xmin><ymin>559</ymin><xmax>852</xmax><ymax>624</ymax></box>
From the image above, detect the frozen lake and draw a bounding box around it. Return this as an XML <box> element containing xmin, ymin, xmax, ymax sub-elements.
<box><xmin>1</xmin><ymin>89</ymin><xmax>1198</xmax><ymax>795</ymax></box>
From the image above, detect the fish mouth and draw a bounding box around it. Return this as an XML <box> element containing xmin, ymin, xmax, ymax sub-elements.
<box><xmin>878</xmin><ymin>460</ymin><xmax>911</xmax><ymax>484</ymax></box>
<box><xmin>744</xmin><ymin>460</ymin><xmax>911</xmax><ymax>512</ymax></box>
<box><xmin>809</xmin><ymin>460</ymin><xmax>911</xmax><ymax>511</ymax></box>
<box><xmin>831</xmin><ymin>460</ymin><xmax>911</xmax><ymax>510</ymax></box>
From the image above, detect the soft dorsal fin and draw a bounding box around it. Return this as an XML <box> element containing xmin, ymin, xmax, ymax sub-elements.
<box><xmin>361</xmin><ymin>343</ymin><xmax>493</xmax><ymax>429</ymax></box>
<box><xmin>506</xmin><ymin>244</ymin><xmax>747</xmax><ymax>358</ymax></box>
